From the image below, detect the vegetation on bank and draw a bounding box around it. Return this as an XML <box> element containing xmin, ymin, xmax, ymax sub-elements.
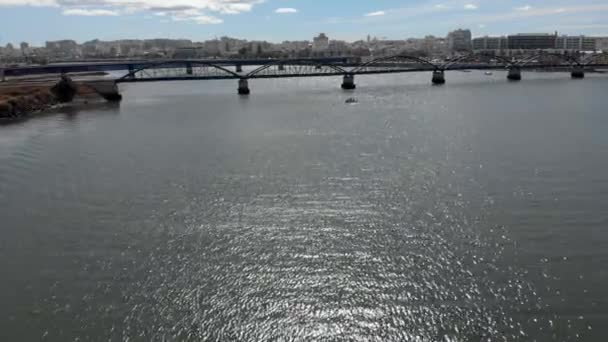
<box><xmin>0</xmin><ymin>77</ymin><xmax>99</xmax><ymax>119</ymax></box>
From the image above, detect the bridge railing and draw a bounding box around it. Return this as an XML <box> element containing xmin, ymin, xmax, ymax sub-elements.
<box><xmin>246</xmin><ymin>59</ymin><xmax>348</xmax><ymax>78</ymax></box>
<box><xmin>351</xmin><ymin>55</ymin><xmax>438</xmax><ymax>74</ymax></box>
<box><xmin>117</xmin><ymin>60</ymin><xmax>240</xmax><ymax>82</ymax></box>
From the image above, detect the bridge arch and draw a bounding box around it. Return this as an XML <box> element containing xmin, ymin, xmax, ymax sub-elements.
<box><xmin>581</xmin><ymin>52</ymin><xmax>608</xmax><ymax>66</ymax></box>
<box><xmin>351</xmin><ymin>55</ymin><xmax>438</xmax><ymax>73</ymax></box>
<box><xmin>118</xmin><ymin>60</ymin><xmax>240</xmax><ymax>82</ymax></box>
<box><xmin>515</xmin><ymin>52</ymin><xmax>582</xmax><ymax>67</ymax></box>
<box><xmin>246</xmin><ymin>59</ymin><xmax>348</xmax><ymax>78</ymax></box>
<box><xmin>441</xmin><ymin>52</ymin><xmax>514</xmax><ymax>70</ymax></box>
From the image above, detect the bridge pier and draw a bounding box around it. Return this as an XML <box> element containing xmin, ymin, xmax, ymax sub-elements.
<box><xmin>186</xmin><ymin>62</ymin><xmax>193</xmax><ymax>75</ymax></box>
<box><xmin>84</xmin><ymin>80</ymin><xmax>122</xmax><ymax>102</ymax></box>
<box><xmin>278</xmin><ymin>64</ymin><xmax>285</xmax><ymax>71</ymax></box>
<box><xmin>127</xmin><ymin>64</ymin><xmax>135</xmax><ymax>79</ymax></box>
<box><xmin>431</xmin><ymin>70</ymin><xmax>445</xmax><ymax>85</ymax></box>
<box><xmin>238</xmin><ymin>78</ymin><xmax>250</xmax><ymax>95</ymax></box>
<box><xmin>507</xmin><ymin>67</ymin><xmax>522</xmax><ymax>81</ymax></box>
<box><xmin>341</xmin><ymin>74</ymin><xmax>356</xmax><ymax>90</ymax></box>
<box><xmin>236</xmin><ymin>64</ymin><xmax>243</xmax><ymax>73</ymax></box>
<box><xmin>571</xmin><ymin>66</ymin><xmax>585</xmax><ymax>79</ymax></box>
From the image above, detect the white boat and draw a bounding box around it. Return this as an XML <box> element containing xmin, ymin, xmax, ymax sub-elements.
<box><xmin>484</xmin><ymin>71</ymin><xmax>493</xmax><ymax>75</ymax></box>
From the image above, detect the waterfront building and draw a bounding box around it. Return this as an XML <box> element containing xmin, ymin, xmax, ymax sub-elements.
<box><xmin>508</xmin><ymin>33</ymin><xmax>557</xmax><ymax>50</ymax></box>
<box><xmin>312</xmin><ymin>33</ymin><xmax>329</xmax><ymax>52</ymax></box>
<box><xmin>328</xmin><ymin>40</ymin><xmax>349</xmax><ymax>56</ymax></box>
<box><xmin>447</xmin><ymin>29</ymin><xmax>472</xmax><ymax>52</ymax></box>
<box><xmin>596</xmin><ymin>37</ymin><xmax>608</xmax><ymax>52</ymax></box>
<box><xmin>555</xmin><ymin>35</ymin><xmax>597</xmax><ymax>51</ymax></box>
<box><xmin>472</xmin><ymin>36</ymin><xmax>509</xmax><ymax>52</ymax></box>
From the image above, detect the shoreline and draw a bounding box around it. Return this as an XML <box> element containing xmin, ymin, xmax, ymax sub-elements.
<box><xmin>0</xmin><ymin>76</ymin><xmax>113</xmax><ymax>120</ymax></box>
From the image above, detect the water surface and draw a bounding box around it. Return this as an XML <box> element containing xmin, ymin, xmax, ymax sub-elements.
<box><xmin>1</xmin><ymin>71</ymin><xmax>607</xmax><ymax>341</ymax></box>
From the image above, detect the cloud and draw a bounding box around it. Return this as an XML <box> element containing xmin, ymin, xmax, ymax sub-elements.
<box><xmin>63</xmin><ymin>8</ymin><xmax>118</xmax><ymax>16</ymax></box>
<box><xmin>0</xmin><ymin>0</ymin><xmax>56</xmax><ymax>5</ymax></box>
<box><xmin>365</xmin><ymin>10</ymin><xmax>385</xmax><ymax>17</ymax></box>
<box><xmin>0</xmin><ymin>0</ymin><xmax>265</xmax><ymax>24</ymax></box>
<box><xmin>515</xmin><ymin>5</ymin><xmax>532</xmax><ymax>12</ymax></box>
<box><xmin>464</xmin><ymin>4</ymin><xmax>478</xmax><ymax>10</ymax></box>
<box><xmin>479</xmin><ymin>4</ymin><xmax>608</xmax><ymax>23</ymax></box>
<box><xmin>275</xmin><ymin>7</ymin><xmax>297</xmax><ymax>14</ymax></box>
<box><xmin>175</xmin><ymin>14</ymin><xmax>223</xmax><ymax>24</ymax></box>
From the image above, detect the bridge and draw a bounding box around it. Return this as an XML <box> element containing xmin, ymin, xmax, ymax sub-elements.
<box><xmin>0</xmin><ymin>57</ymin><xmax>352</xmax><ymax>78</ymax></box>
<box><xmin>2</xmin><ymin>53</ymin><xmax>607</xmax><ymax>98</ymax></box>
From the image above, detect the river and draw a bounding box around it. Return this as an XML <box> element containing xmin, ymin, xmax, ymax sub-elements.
<box><xmin>1</xmin><ymin>71</ymin><xmax>607</xmax><ymax>341</ymax></box>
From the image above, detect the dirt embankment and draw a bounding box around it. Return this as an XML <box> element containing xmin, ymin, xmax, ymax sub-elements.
<box><xmin>0</xmin><ymin>80</ymin><xmax>99</xmax><ymax>119</ymax></box>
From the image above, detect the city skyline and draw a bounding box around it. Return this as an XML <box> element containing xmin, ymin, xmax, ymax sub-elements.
<box><xmin>1</xmin><ymin>0</ymin><xmax>608</xmax><ymax>45</ymax></box>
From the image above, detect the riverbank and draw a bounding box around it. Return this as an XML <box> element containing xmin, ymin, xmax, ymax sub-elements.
<box><xmin>0</xmin><ymin>79</ymin><xmax>104</xmax><ymax>120</ymax></box>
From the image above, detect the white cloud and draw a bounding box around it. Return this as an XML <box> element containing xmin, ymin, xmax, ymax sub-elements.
<box><xmin>515</xmin><ymin>5</ymin><xmax>532</xmax><ymax>11</ymax></box>
<box><xmin>63</xmin><ymin>8</ymin><xmax>118</xmax><ymax>16</ymax></box>
<box><xmin>365</xmin><ymin>10</ymin><xmax>385</xmax><ymax>17</ymax></box>
<box><xmin>189</xmin><ymin>15</ymin><xmax>223</xmax><ymax>24</ymax></box>
<box><xmin>479</xmin><ymin>4</ymin><xmax>608</xmax><ymax>23</ymax></box>
<box><xmin>275</xmin><ymin>7</ymin><xmax>297</xmax><ymax>14</ymax></box>
<box><xmin>0</xmin><ymin>0</ymin><xmax>265</xmax><ymax>24</ymax></box>
<box><xmin>464</xmin><ymin>4</ymin><xmax>478</xmax><ymax>10</ymax></box>
<box><xmin>0</xmin><ymin>0</ymin><xmax>56</xmax><ymax>5</ymax></box>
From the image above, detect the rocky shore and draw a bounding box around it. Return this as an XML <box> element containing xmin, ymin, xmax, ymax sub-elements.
<box><xmin>0</xmin><ymin>76</ymin><xmax>108</xmax><ymax>120</ymax></box>
<box><xmin>0</xmin><ymin>88</ymin><xmax>59</xmax><ymax>118</ymax></box>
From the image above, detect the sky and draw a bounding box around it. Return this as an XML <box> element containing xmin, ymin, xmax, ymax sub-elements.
<box><xmin>1</xmin><ymin>0</ymin><xmax>608</xmax><ymax>45</ymax></box>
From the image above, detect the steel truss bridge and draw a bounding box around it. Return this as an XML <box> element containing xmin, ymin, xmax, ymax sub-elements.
<box><xmin>114</xmin><ymin>53</ymin><xmax>608</xmax><ymax>80</ymax></box>
<box><xmin>2</xmin><ymin>53</ymin><xmax>607</xmax><ymax>97</ymax></box>
<box><xmin>111</xmin><ymin>52</ymin><xmax>608</xmax><ymax>93</ymax></box>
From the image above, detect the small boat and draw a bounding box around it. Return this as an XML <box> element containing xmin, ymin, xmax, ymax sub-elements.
<box><xmin>485</xmin><ymin>71</ymin><xmax>493</xmax><ymax>75</ymax></box>
<box><xmin>345</xmin><ymin>97</ymin><xmax>358</xmax><ymax>104</ymax></box>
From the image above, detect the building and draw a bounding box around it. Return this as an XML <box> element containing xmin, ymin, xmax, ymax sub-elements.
<box><xmin>45</xmin><ymin>40</ymin><xmax>80</xmax><ymax>58</ymax></box>
<box><xmin>596</xmin><ymin>37</ymin><xmax>608</xmax><ymax>52</ymax></box>
<box><xmin>472</xmin><ymin>36</ymin><xmax>509</xmax><ymax>52</ymax></box>
<box><xmin>279</xmin><ymin>41</ymin><xmax>311</xmax><ymax>52</ymax></box>
<box><xmin>508</xmin><ymin>33</ymin><xmax>557</xmax><ymax>50</ymax></box>
<box><xmin>312</xmin><ymin>33</ymin><xmax>329</xmax><ymax>52</ymax></box>
<box><xmin>474</xmin><ymin>34</ymin><xmax>608</xmax><ymax>54</ymax></box>
<box><xmin>328</xmin><ymin>40</ymin><xmax>349</xmax><ymax>55</ymax></box>
<box><xmin>422</xmin><ymin>36</ymin><xmax>447</xmax><ymax>56</ymax></box>
<box><xmin>555</xmin><ymin>35</ymin><xmax>597</xmax><ymax>51</ymax></box>
<box><xmin>447</xmin><ymin>29</ymin><xmax>472</xmax><ymax>52</ymax></box>
<box><xmin>172</xmin><ymin>47</ymin><xmax>200</xmax><ymax>59</ymax></box>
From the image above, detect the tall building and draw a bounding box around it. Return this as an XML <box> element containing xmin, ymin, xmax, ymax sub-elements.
<box><xmin>507</xmin><ymin>33</ymin><xmax>556</xmax><ymax>50</ymax></box>
<box><xmin>447</xmin><ymin>29</ymin><xmax>472</xmax><ymax>52</ymax></box>
<box><xmin>312</xmin><ymin>33</ymin><xmax>329</xmax><ymax>52</ymax></box>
